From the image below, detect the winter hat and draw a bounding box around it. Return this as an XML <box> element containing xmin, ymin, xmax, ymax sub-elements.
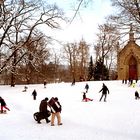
<box><xmin>54</xmin><ymin>97</ymin><xmax>58</xmax><ymax>101</ymax></box>
<box><xmin>45</xmin><ymin>97</ymin><xmax>48</xmax><ymax>101</ymax></box>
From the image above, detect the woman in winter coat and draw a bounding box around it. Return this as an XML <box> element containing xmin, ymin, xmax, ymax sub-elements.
<box><xmin>0</xmin><ymin>96</ymin><xmax>10</xmax><ymax>113</ymax></box>
<box><xmin>99</xmin><ymin>83</ymin><xmax>109</xmax><ymax>102</ymax></box>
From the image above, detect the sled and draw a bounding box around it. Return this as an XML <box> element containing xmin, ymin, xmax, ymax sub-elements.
<box><xmin>48</xmin><ymin>97</ymin><xmax>55</xmax><ymax>106</ymax></box>
<box><xmin>33</xmin><ymin>111</ymin><xmax>51</xmax><ymax>123</ymax></box>
<box><xmin>0</xmin><ymin>110</ymin><xmax>7</xmax><ymax>114</ymax></box>
<box><xmin>48</xmin><ymin>97</ymin><xmax>61</xmax><ymax>113</ymax></box>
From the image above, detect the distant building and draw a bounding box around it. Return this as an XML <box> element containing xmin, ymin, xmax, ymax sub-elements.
<box><xmin>117</xmin><ymin>27</ymin><xmax>140</xmax><ymax>80</ymax></box>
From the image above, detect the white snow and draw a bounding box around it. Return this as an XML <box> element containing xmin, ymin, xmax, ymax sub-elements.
<box><xmin>0</xmin><ymin>80</ymin><xmax>140</xmax><ymax>140</ymax></box>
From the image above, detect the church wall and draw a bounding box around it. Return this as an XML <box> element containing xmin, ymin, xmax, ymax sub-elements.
<box><xmin>137</xmin><ymin>64</ymin><xmax>140</xmax><ymax>79</ymax></box>
<box><xmin>117</xmin><ymin>42</ymin><xmax>140</xmax><ymax>80</ymax></box>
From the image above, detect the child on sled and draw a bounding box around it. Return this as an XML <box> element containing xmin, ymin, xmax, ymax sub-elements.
<box><xmin>82</xmin><ymin>92</ymin><xmax>93</xmax><ymax>102</ymax></box>
<box><xmin>0</xmin><ymin>96</ymin><xmax>10</xmax><ymax>113</ymax></box>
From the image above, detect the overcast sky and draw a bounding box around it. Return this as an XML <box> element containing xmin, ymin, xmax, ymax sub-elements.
<box><xmin>43</xmin><ymin>0</ymin><xmax>114</xmax><ymax>49</ymax></box>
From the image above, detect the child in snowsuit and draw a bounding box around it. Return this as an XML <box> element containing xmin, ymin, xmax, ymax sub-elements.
<box><xmin>0</xmin><ymin>97</ymin><xmax>10</xmax><ymax>113</ymax></box>
<box><xmin>82</xmin><ymin>92</ymin><xmax>93</xmax><ymax>102</ymax></box>
<box><xmin>99</xmin><ymin>83</ymin><xmax>109</xmax><ymax>102</ymax></box>
<box><xmin>32</xmin><ymin>89</ymin><xmax>37</xmax><ymax>100</ymax></box>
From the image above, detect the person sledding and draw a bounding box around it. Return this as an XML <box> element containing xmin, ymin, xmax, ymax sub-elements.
<box><xmin>82</xmin><ymin>92</ymin><xmax>93</xmax><ymax>102</ymax></box>
<box><xmin>0</xmin><ymin>96</ymin><xmax>10</xmax><ymax>113</ymax></box>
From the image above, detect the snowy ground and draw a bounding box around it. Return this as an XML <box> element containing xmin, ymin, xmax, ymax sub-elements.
<box><xmin>0</xmin><ymin>80</ymin><xmax>140</xmax><ymax>140</ymax></box>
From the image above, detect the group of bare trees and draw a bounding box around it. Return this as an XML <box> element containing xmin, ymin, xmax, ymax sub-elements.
<box><xmin>87</xmin><ymin>0</ymin><xmax>140</xmax><ymax>80</ymax></box>
<box><xmin>63</xmin><ymin>39</ymin><xmax>89</xmax><ymax>81</ymax></box>
<box><xmin>1</xmin><ymin>0</ymin><xmax>140</xmax><ymax>85</ymax></box>
<box><xmin>0</xmin><ymin>0</ymin><xmax>65</xmax><ymax>85</ymax></box>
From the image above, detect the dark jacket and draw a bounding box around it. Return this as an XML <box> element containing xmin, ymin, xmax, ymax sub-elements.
<box><xmin>85</xmin><ymin>84</ymin><xmax>89</xmax><ymax>90</ymax></box>
<box><xmin>99</xmin><ymin>84</ymin><xmax>109</xmax><ymax>94</ymax></box>
<box><xmin>32</xmin><ymin>90</ymin><xmax>37</xmax><ymax>97</ymax></box>
<box><xmin>83</xmin><ymin>93</ymin><xmax>86</xmax><ymax>100</ymax></box>
<box><xmin>135</xmin><ymin>91</ymin><xmax>139</xmax><ymax>97</ymax></box>
<box><xmin>39</xmin><ymin>100</ymin><xmax>48</xmax><ymax>112</ymax></box>
<box><xmin>0</xmin><ymin>98</ymin><xmax>6</xmax><ymax>106</ymax></box>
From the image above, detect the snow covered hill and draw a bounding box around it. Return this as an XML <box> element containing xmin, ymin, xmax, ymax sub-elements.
<box><xmin>0</xmin><ymin>80</ymin><xmax>140</xmax><ymax>140</ymax></box>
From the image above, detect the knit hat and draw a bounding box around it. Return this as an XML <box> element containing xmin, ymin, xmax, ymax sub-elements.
<box><xmin>54</xmin><ymin>97</ymin><xmax>58</xmax><ymax>101</ymax></box>
<box><xmin>44</xmin><ymin>97</ymin><xmax>48</xmax><ymax>101</ymax></box>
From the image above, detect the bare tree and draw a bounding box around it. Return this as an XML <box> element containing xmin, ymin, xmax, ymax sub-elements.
<box><xmin>77</xmin><ymin>39</ymin><xmax>89</xmax><ymax>80</ymax></box>
<box><xmin>63</xmin><ymin>39</ymin><xmax>89</xmax><ymax>81</ymax></box>
<box><xmin>0</xmin><ymin>0</ymin><xmax>65</xmax><ymax>85</ymax></box>
<box><xmin>110</xmin><ymin>0</ymin><xmax>140</xmax><ymax>41</ymax></box>
<box><xmin>94</xmin><ymin>23</ymin><xmax>119</xmax><ymax>80</ymax></box>
<box><xmin>63</xmin><ymin>42</ymin><xmax>78</xmax><ymax>81</ymax></box>
<box><xmin>69</xmin><ymin>0</ymin><xmax>93</xmax><ymax>23</ymax></box>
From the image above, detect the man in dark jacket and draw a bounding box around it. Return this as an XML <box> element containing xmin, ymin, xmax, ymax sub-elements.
<box><xmin>49</xmin><ymin>97</ymin><xmax>62</xmax><ymax>126</ymax></box>
<box><xmin>99</xmin><ymin>83</ymin><xmax>109</xmax><ymax>102</ymax></box>
<box><xmin>0</xmin><ymin>96</ymin><xmax>10</xmax><ymax>113</ymax></box>
<box><xmin>39</xmin><ymin>97</ymin><xmax>50</xmax><ymax>123</ymax></box>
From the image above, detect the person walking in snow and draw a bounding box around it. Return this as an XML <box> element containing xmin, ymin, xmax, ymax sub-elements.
<box><xmin>32</xmin><ymin>89</ymin><xmax>37</xmax><ymax>100</ymax></box>
<box><xmin>0</xmin><ymin>96</ymin><xmax>10</xmax><ymax>113</ymax></box>
<box><xmin>39</xmin><ymin>97</ymin><xmax>50</xmax><ymax>123</ymax></box>
<box><xmin>71</xmin><ymin>78</ymin><xmax>75</xmax><ymax>86</ymax></box>
<box><xmin>99</xmin><ymin>83</ymin><xmax>109</xmax><ymax>102</ymax></box>
<box><xmin>85</xmin><ymin>83</ymin><xmax>89</xmax><ymax>93</ymax></box>
<box><xmin>50</xmin><ymin>97</ymin><xmax>62</xmax><ymax>126</ymax></box>
<box><xmin>44</xmin><ymin>80</ymin><xmax>47</xmax><ymax>88</ymax></box>
<box><xmin>135</xmin><ymin>91</ymin><xmax>140</xmax><ymax>100</ymax></box>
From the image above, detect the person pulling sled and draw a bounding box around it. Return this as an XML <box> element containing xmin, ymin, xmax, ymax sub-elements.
<box><xmin>34</xmin><ymin>97</ymin><xmax>51</xmax><ymax>124</ymax></box>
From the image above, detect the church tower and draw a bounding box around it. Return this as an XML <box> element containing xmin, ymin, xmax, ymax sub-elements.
<box><xmin>117</xmin><ymin>26</ymin><xmax>140</xmax><ymax>80</ymax></box>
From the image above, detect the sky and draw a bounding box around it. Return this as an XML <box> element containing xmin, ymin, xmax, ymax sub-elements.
<box><xmin>39</xmin><ymin>0</ymin><xmax>114</xmax><ymax>51</ymax></box>
<box><xmin>0</xmin><ymin>80</ymin><xmax>140</xmax><ymax>140</ymax></box>
<box><xmin>46</xmin><ymin>0</ymin><xmax>114</xmax><ymax>44</ymax></box>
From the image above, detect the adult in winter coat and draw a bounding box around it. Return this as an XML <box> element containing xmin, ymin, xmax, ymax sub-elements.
<box><xmin>50</xmin><ymin>97</ymin><xmax>62</xmax><ymax>126</ymax></box>
<box><xmin>44</xmin><ymin>80</ymin><xmax>47</xmax><ymax>88</ymax></box>
<box><xmin>135</xmin><ymin>91</ymin><xmax>140</xmax><ymax>100</ymax></box>
<box><xmin>85</xmin><ymin>83</ymin><xmax>89</xmax><ymax>93</ymax></box>
<box><xmin>39</xmin><ymin>97</ymin><xmax>50</xmax><ymax>123</ymax></box>
<box><xmin>0</xmin><ymin>96</ymin><xmax>10</xmax><ymax>113</ymax></box>
<box><xmin>99</xmin><ymin>83</ymin><xmax>109</xmax><ymax>102</ymax></box>
<box><xmin>32</xmin><ymin>89</ymin><xmax>37</xmax><ymax>100</ymax></box>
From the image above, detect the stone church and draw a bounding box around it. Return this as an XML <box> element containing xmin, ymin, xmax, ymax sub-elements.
<box><xmin>117</xmin><ymin>28</ymin><xmax>140</xmax><ymax>80</ymax></box>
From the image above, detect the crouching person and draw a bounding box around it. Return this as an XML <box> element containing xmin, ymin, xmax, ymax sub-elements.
<box><xmin>135</xmin><ymin>91</ymin><xmax>140</xmax><ymax>100</ymax></box>
<box><xmin>38</xmin><ymin>97</ymin><xmax>50</xmax><ymax>124</ymax></box>
<box><xmin>49</xmin><ymin>97</ymin><xmax>62</xmax><ymax>126</ymax></box>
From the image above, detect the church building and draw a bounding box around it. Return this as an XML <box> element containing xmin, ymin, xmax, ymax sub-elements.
<box><xmin>117</xmin><ymin>28</ymin><xmax>140</xmax><ymax>80</ymax></box>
